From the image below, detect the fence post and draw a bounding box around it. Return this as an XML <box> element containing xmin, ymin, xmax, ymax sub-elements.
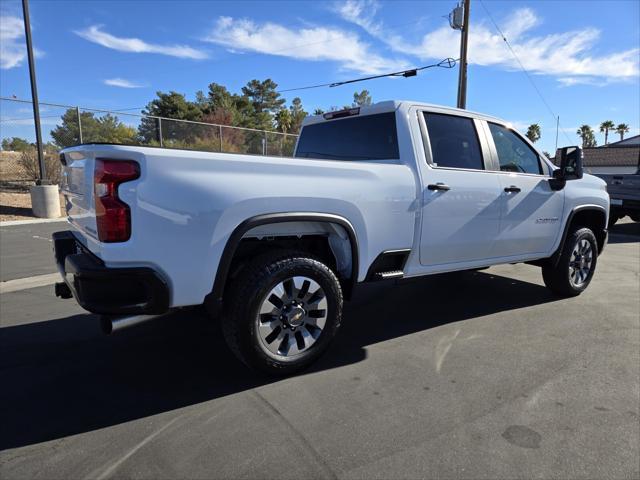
<box><xmin>264</xmin><ymin>131</ymin><xmax>268</xmax><ymax>155</ymax></box>
<box><xmin>219</xmin><ymin>125</ymin><xmax>223</xmax><ymax>152</ymax></box>
<box><xmin>76</xmin><ymin>106</ymin><xmax>83</xmax><ymax>144</ymax></box>
<box><xmin>158</xmin><ymin>118</ymin><xmax>163</xmax><ymax>147</ymax></box>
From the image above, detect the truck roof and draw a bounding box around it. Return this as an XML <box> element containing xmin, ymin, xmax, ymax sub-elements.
<box><xmin>302</xmin><ymin>100</ymin><xmax>509</xmax><ymax>127</ymax></box>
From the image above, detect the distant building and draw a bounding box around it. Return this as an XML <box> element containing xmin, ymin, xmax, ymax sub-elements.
<box><xmin>552</xmin><ymin>140</ymin><xmax>639</xmax><ymax>174</ymax></box>
<box><xmin>602</xmin><ymin>134</ymin><xmax>640</xmax><ymax>147</ymax></box>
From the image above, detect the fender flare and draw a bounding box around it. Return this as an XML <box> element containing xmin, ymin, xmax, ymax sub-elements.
<box><xmin>550</xmin><ymin>204</ymin><xmax>607</xmax><ymax>266</ymax></box>
<box><xmin>208</xmin><ymin>212</ymin><xmax>360</xmax><ymax>309</ymax></box>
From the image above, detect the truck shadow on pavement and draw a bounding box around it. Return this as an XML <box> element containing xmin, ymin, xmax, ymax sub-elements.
<box><xmin>1</xmin><ymin>270</ymin><xmax>560</xmax><ymax>450</ymax></box>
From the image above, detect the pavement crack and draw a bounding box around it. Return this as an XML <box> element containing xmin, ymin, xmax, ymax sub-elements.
<box><xmin>88</xmin><ymin>414</ymin><xmax>184</xmax><ymax>480</ymax></box>
<box><xmin>249</xmin><ymin>390</ymin><xmax>337</xmax><ymax>480</ymax></box>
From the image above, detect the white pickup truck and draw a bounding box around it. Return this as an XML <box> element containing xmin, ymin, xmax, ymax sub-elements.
<box><xmin>54</xmin><ymin>101</ymin><xmax>609</xmax><ymax>374</ymax></box>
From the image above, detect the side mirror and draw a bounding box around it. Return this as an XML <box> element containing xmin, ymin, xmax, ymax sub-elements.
<box><xmin>556</xmin><ymin>146</ymin><xmax>584</xmax><ymax>180</ymax></box>
<box><xmin>550</xmin><ymin>146</ymin><xmax>583</xmax><ymax>190</ymax></box>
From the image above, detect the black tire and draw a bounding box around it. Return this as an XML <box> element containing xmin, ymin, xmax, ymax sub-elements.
<box><xmin>221</xmin><ymin>250</ymin><xmax>343</xmax><ymax>376</ymax></box>
<box><xmin>542</xmin><ymin>227</ymin><xmax>598</xmax><ymax>297</ymax></box>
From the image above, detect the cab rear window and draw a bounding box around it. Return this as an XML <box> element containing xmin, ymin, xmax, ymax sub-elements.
<box><xmin>295</xmin><ymin>112</ymin><xmax>399</xmax><ymax>161</ymax></box>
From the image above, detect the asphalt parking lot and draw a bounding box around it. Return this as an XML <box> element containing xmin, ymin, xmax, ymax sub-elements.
<box><xmin>1</xmin><ymin>220</ymin><xmax>639</xmax><ymax>479</ymax></box>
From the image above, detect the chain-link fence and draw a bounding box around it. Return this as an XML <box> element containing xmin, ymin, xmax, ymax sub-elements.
<box><xmin>0</xmin><ymin>97</ymin><xmax>299</xmax><ymax>185</ymax></box>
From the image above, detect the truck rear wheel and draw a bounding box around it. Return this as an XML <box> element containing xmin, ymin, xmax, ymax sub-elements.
<box><xmin>222</xmin><ymin>250</ymin><xmax>343</xmax><ymax>376</ymax></box>
<box><xmin>542</xmin><ymin>227</ymin><xmax>598</xmax><ymax>297</ymax></box>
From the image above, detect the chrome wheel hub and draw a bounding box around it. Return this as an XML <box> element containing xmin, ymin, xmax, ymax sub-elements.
<box><xmin>256</xmin><ymin>276</ymin><xmax>328</xmax><ymax>357</ymax></box>
<box><xmin>569</xmin><ymin>238</ymin><xmax>593</xmax><ymax>287</ymax></box>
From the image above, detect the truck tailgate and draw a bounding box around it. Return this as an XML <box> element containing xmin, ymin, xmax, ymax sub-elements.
<box><xmin>60</xmin><ymin>149</ymin><xmax>99</xmax><ymax>244</ymax></box>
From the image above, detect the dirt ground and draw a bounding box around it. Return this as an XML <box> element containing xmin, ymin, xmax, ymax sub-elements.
<box><xmin>0</xmin><ymin>191</ymin><xmax>65</xmax><ymax>222</ymax></box>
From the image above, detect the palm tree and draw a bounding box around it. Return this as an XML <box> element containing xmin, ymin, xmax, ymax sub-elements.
<box><xmin>599</xmin><ymin>120</ymin><xmax>615</xmax><ymax>145</ymax></box>
<box><xmin>526</xmin><ymin>124</ymin><xmax>541</xmax><ymax>143</ymax></box>
<box><xmin>274</xmin><ymin>108</ymin><xmax>292</xmax><ymax>134</ymax></box>
<box><xmin>576</xmin><ymin>125</ymin><xmax>597</xmax><ymax>147</ymax></box>
<box><xmin>615</xmin><ymin>123</ymin><xmax>630</xmax><ymax>141</ymax></box>
<box><xmin>273</xmin><ymin>108</ymin><xmax>293</xmax><ymax>155</ymax></box>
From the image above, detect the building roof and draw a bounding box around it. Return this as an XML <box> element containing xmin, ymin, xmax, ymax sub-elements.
<box><xmin>600</xmin><ymin>134</ymin><xmax>640</xmax><ymax>148</ymax></box>
<box><xmin>551</xmin><ymin>146</ymin><xmax>639</xmax><ymax>167</ymax></box>
<box><xmin>581</xmin><ymin>146</ymin><xmax>639</xmax><ymax>167</ymax></box>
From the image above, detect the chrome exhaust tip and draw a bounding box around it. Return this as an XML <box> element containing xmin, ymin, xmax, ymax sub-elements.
<box><xmin>100</xmin><ymin>313</ymin><xmax>164</xmax><ymax>334</ymax></box>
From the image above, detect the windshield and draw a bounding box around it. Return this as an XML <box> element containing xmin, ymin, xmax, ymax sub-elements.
<box><xmin>295</xmin><ymin>112</ymin><xmax>399</xmax><ymax>161</ymax></box>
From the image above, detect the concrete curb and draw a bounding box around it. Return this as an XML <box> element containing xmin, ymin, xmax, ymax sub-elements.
<box><xmin>0</xmin><ymin>217</ymin><xmax>67</xmax><ymax>227</ymax></box>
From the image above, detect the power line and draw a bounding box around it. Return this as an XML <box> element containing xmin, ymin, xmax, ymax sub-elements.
<box><xmin>0</xmin><ymin>97</ymin><xmax>146</xmax><ymax>122</ymax></box>
<box><xmin>278</xmin><ymin>58</ymin><xmax>458</xmax><ymax>93</ymax></box>
<box><xmin>478</xmin><ymin>0</ymin><xmax>573</xmax><ymax>144</ymax></box>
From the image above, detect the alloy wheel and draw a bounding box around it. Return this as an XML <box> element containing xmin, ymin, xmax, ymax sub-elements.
<box><xmin>256</xmin><ymin>276</ymin><xmax>328</xmax><ymax>357</ymax></box>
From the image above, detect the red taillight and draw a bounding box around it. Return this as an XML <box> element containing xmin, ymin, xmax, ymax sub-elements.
<box><xmin>94</xmin><ymin>159</ymin><xmax>140</xmax><ymax>242</ymax></box>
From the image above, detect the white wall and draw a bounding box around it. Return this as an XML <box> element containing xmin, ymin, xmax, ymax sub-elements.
<box><xmin>585</xmin><ymin>166</ymin><xmax>637</xmax><ymax>174</ymax></box>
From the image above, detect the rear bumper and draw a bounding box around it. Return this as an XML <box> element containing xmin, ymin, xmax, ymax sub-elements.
<box><xmin>52</xmin><ymin>231</ymin><xmax>170</xmax><ymax>315</ymax></box>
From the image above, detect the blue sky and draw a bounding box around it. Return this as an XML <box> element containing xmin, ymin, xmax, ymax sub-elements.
<box><xmin>1</xmin><ymin>0</ymin><xmax>639</xmax><ymax>153</ymax></box>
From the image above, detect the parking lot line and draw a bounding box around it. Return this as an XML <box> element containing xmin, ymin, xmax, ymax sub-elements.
<box><xmin>0</xmin><ymin>273</ymin><xmax>60</xmax><ymax>294</ymax></box>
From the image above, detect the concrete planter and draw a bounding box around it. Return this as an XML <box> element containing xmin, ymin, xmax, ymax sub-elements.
<box><xmin>30</xmin><ymin>184</ymin><xmax>61</xmax><ymax>218</ymax></box>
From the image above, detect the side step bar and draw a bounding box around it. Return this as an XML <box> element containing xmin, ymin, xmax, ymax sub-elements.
<box><xmin>366</xmin><ymin>249</ymin><xmax>411</xmax><ymax>281</ymax></box>
<box><xmin>374</xmin><ymin>270</ymin><xmax>404</xmax><ymax>280</ymax></box>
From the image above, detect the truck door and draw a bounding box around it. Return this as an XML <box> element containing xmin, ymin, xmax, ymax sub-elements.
<box><xmin>418</xmin><ymin>112</ymin><xmax>503</xmax><ymax>266</ymax></box>
<box><xmin>484</xmin><ymin>122</ymin><xmax>564</xmax><ymax>258</ymax></box>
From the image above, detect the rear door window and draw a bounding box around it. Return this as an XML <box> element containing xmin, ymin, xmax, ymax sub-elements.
<box><xmin>423</xmin><ymin>112</ymin><xmax>484</xmax><ymax>170</ymax></box>
<box><xmin>488</xmin><ymin>123</ymin><xmax>543</xmax><ymax>175</ymax></box>
<box><xmin>295</xmin><ymin>112</ymin><xmax>399</xmax><ymax>161</ymax></box>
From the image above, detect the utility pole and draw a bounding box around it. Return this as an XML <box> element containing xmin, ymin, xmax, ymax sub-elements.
<box><xmin>22</xmin><ymin>0</ymin><xmax>46</xmax><ymax>182</ymax></box>
<box><xmin>457</xmin><ymin>0</ymin><xmax>470</xmax><ymax>109</ymax></box>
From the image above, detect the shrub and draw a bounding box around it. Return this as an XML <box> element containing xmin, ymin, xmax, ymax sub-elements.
<box><xmin>18</xmin><ymin>148</ymin><xmax>62</xmax><ymax>185</ymax></box>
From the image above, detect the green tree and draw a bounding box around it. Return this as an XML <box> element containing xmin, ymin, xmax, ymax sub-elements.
<box><xmin>576</xmin><ymin>125</ymin><xmax>597</xmax><ymax>147</ymax></box>
<box><xmin>206</xmin><ymin>83</ymin><xmax>235</xmax><ymax>111</ymax></box>
<box><xmin>194</xmin><ymin>90</ymin><xmax>209</xmax><ymax>110</ymax></box>
<box><xmin>1</xmin><ymin>137</ymin><xmax>31</xmax><ymax>151</ymax></box>
<box><xmin>615</xmin><ymin>123</ymin><xmax>630</xmax><ymax>141</ymax></box>
<box><xmin>275</xmin><ymin>108</ymin><xmax>292</xmax><ymax>133</ymax></box>
<box><xmin>352</xmin><ymin>90</ymin><xmax>372</xmax><ymax>107</ymax></box>
<box><xmin>289</xmin><ymin>97</ymin><xmax>307</xmax><ymax>133</ymax></box>
<box><xmin>241</xmin><ymin>79</ymin><xmax>285</xmax><ymax>114</ymax></box>
<box><xmin>313</xmin><ymin>108</ymin><xmax>325</xmax><ymax>115</ymax></box>
<box><xmin>206</xmin><ymin>82</ymin><xmax>267</xmax><ymax>130</ymax></box>
<box><xmin>526</xmin><ymin>124</ymin><xmax>541</xmax><ymax>143</ymax></box>
<box><xmin>138</xmin><ymin>91</ymin><xmax>203</xmax><ymax>143</ymax></box>
<box><xmin>599</xmin><ymin>120</ymin><xmax>615</xmax><ymax>145</ymax></box>
<box><xmin>51</xmin><ymin>109</ymin><xmax>136</xmax><ymax>148</ymax></box>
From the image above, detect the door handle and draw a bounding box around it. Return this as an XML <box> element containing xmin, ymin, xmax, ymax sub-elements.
<box><xmin>504</xmin><ymin>185</ymin><xmax>521</xmax><ymax>193</ymax></box>
<box><xmin>427</xmin><ymin>183</ymin><xmax>451</xmax><ymax>191</ymax></box>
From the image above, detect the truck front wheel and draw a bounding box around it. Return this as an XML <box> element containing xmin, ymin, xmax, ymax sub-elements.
<box><xmin>222</xmin><ymin>251</ymin><xmax>343</xmax><ymax>375</ymax></box>
<box><xmin>542</xmin><ymin>227</ymin><xmax>598</xmax><ymax>297</ymax></box>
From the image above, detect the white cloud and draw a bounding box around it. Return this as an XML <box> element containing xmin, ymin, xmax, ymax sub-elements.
<box><xmin>335</xmin><ymin>2</ymin><xmax>639</xmax><ymax>84</ymax></box>
<box><xmin>75</xmin><ymin>25</ymin><xmax>208</xmax><ymax>59</ymax></box>
<box><xmin>333</xmin><ymin>0</ymin><xmax>383</xmax><ymax>36</ymax></box>
<box><xmin>1</xmin><ymin>15</ymin><xmax>26</xmax><ymax>69</ymax></box>
<box><xmin>556</xmin><ymin>77</ymin><xmax>608</xmax><ymax>87</ymax></box>
<box><xmin>104</xmin><ymin>77</ymin><xmax>146</xmax><ymax>88</ymax></box>
<box><xmin>202</xmin><ymin>16</ymin><xmax>408</xmax><ymax>75</ymax></box>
